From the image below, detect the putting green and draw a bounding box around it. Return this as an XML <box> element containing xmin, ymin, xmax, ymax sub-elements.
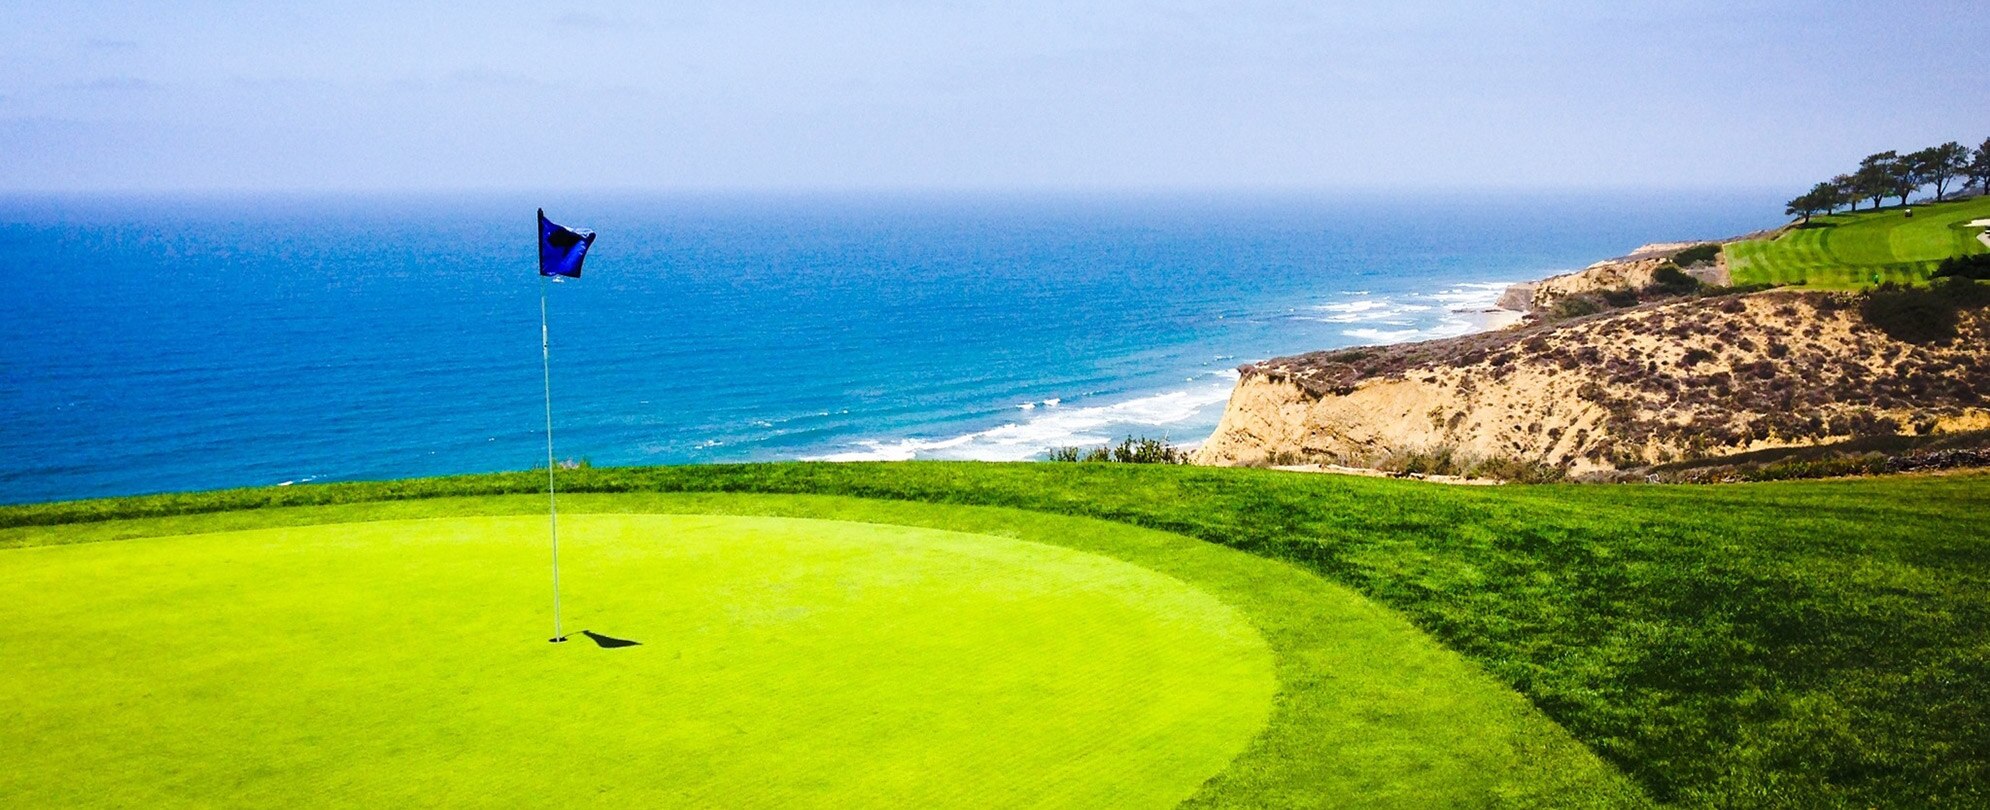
<box><xmin>4</xmin><ymin>494</ymin><xmax>1650</xmax><ymax>807</ymax></box>
<box><xmin>1</xmin><ymin>514</ymin><xmax>1275</xmax><ymax>807</ymax></box>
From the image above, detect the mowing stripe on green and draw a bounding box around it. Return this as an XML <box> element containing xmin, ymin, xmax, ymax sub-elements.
<box><xmin>1725</xmin><ymin>196</ymin><xmax>1990</xmax><ymax>289</ymax></box>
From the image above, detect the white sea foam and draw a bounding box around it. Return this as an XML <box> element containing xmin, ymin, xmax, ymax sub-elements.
<box><xmin>1316</xmin><ymin>280</ymin><xmax>1518</xmax><ymax>345</ymax></box>
<box><xmin>803</xmin><ymin>280</ymin><xmax>1517</xmax><ymax>463</ymax></box>
<box><xmin>1428</xmin><ymin>281</ymin><xmax>1514</xmax><ymax>306</ymax></box>
<box><xmin>805</xmin><ymin>371</ymin><xmax>1238</xmax><ymax>462</ymax></box>
<box><xmin>1312</xmin><ymin>298</ymin><xmax>1436</xmax><ymax>324</ymax></box>
<box><xmin>1341</xmin><ymin>327</ymin><xmax>1435</xmax><ymax>342</ymax></box>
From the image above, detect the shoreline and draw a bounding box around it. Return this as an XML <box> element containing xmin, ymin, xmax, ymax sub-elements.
<box><xmin>808</xmin><ymin>278</ymin><xmax>1534</xmax><ymax>462</ymax></box>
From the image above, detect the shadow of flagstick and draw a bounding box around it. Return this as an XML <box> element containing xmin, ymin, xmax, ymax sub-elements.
<box><xmin>564</xmin><ymin>630</ymin><xmax>640</xmax><ymax>648</ymax></box>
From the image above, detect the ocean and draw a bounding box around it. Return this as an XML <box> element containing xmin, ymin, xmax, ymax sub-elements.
<box><xmin>0</xmin><ymin>191</ymin><xmax>1777</xmax><ymax>504</ymax></box>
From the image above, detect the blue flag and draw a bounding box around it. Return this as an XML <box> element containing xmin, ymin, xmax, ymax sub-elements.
<box><xmin>538</xmin><ymin>209</ymin><xmax>596</xmax><ymax>278</ymax></box>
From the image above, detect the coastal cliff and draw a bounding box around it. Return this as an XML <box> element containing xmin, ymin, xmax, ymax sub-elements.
<box><xmin>1496</xmin><ymin>240</ymin><xmax>1745</xmax><ymax>314</ymax></box>
<box><xmin>1195</xmin><ymin>289</ymin><xmax>1990</xmax><ymax>476</ymax></box>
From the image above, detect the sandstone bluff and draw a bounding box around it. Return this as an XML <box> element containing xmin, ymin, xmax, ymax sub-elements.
<box><xmin>1195</xmin><ymin>289</ymin><xmax>1990</xmax><ymax>477</ymax></box>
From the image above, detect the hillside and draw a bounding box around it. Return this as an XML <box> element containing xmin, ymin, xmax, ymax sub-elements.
<box><xmin>1724</xmin><ymin>195</ymin><xmax>1990</xmax><ymax>289</ymax></box>
<box><xmin>1195</xmin><ymin>287</ymin><xmax>1990</xmax><ymax>476</ymax></box>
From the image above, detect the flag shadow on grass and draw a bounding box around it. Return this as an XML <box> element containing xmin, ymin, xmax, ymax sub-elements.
<box><xmin>579</xmin><ymin>630</ymin><xmax>640</xmax><ymax>648</ymax></box>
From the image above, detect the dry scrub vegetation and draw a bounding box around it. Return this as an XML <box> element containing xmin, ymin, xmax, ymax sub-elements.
<box><xmin>1216</xmin><ymin>282</ymin><xmax>1990</xmax><ymax>476</ymax></box>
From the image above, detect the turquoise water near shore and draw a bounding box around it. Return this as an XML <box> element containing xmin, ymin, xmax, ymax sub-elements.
<box><xmin>0</xmin><ymin>191</ymin><xmax>1777</xmax><ymax>503</ymax></box>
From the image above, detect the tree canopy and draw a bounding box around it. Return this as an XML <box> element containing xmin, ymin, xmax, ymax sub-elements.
<box><xmin>1790</xmin><ymin>139</ymin><xmax>1988</xmax><ymax>223</ymax></box>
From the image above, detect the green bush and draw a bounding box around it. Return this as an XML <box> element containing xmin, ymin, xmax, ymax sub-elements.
<box><xmin>1740</xmin><ymin>454</ymin><xmax>1891</xmax><ymax>481</ymax></box>
<box><xmin>1932</xmin><ymin>253</ymin><xmax>1990</xmax><ymax>281</ymax></box>
<box><xmin>1376</xmin><ymin>446</ymin><xmax>1568</xmax><ymax>483</ymax></box>
<box><xmin>1046</xmin><ymin>436</ymin><xmax>1190</xmax><ymax>464</ymax></box>
<box><xmin>1551</xmin><ymin>293</ymin><xmax>1608</xmax><ymax>319</ymax></box>
<box><xmin>1601</xmin><ymin>288</ymin><xmax>1642</xmax><ymax>308</ymax></box>
<box><xmin>1859</xmin><ymin>279</ymin><xmax>1990</xmax><ymax>343</ymax></box>
<box><xmin>1462</xmin><ymin>455</ymin><xmax>1570</xmax><ymax>483</ymax></box>
<box><xmin>1670</xmin><ymin>243</ymin><xmax>1721</xmax><ymax>267</ymax></box>
<box><xmin>1646</xmin><ymin>264</ymin><xmax>1702</xmax><ymax>297</ymax></box>
<box><xmin>1379</xmin><ymin>446</ymin><xmax>1458</xmax><ymax>476</ymax></box>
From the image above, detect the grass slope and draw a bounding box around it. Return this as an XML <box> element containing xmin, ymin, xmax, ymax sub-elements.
<box><xmin>7</xmin><ymin>464</ymin><xmax>1988</xmax><ymax>807</ymax></box>
<box><xmin>0</xmin><ymin>496</ymin><xmax>1642</xmax><ymax>809</ymax></box>
<box><xmin>1725</xmin><ymin>195</ymin><xmax>1990</xmax><ymax>289</ymax></box>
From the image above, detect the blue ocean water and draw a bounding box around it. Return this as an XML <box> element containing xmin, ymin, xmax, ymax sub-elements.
<box><xmin>0</xmin><ymin>191</ymin><xmax>1777</xmax><ymax>504</ymax></box>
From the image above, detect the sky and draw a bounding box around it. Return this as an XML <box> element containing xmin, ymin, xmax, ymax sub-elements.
<box><xmin>3</xmin><ymin>1</ymin><xmax>1985</xmax><ymax>193</ymax></box>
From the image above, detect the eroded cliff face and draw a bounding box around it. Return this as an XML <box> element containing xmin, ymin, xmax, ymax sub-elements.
<box><xmin>1195</xmin><ymin>291</ymin><xmax>1990</xmax><ymax>473</ymax></box>
<box><xmin>1499</xmin><ymin>246</ymin><xmax>1728</xmax><ymax>314</ymax></box>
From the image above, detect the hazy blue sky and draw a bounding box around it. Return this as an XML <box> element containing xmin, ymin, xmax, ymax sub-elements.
<box><xmin>4</xmin><ymin>1</ymin><xmax>1984</xmax><ymax>192</ymax></box>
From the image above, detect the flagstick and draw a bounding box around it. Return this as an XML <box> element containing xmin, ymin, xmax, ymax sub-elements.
<box><xmin>540</xmin><ymin>273</ymin><xmax>566</xmax><ymax>643</ymax></box>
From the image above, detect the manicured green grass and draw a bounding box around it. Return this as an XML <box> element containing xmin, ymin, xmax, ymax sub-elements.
<box><xmin>0</xmin><ymin>496</ymin><xmax>1641</xmax><ymax>809</ymax></box>
<box><xmin>8</xmin><ymin>464</ymin><xmax>1989</xmax><ymax>807</ymax></box>
<box><xmin>1725</xmin><ymin>195</ymin><xmax>1990</xmax><ymax>289</ymax></box>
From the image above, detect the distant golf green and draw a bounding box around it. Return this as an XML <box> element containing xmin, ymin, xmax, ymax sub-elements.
<box><xmin>1</xmin><ymin>495</ymin><xmax>1641</xmax><ymax>808</ymax></box>
<box><xmin>1725</xmin><ymin>195</ymin><xmax>1990</xmax><ymax>289</ymax></box>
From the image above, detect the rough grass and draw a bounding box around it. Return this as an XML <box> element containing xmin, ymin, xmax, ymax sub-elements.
<box><xmin>1639</xmin><ymin>429</ymin><xmax>1990</xmax><ymax>482</ymax></box>
<box><xmin>7</xmin><ymin>464</ymin><xmax>1989</xmax><ymax>807</ymax></box>
<box><xmin>0</xmin><ymin>494</ymin><xmax>1642</xmax><ymax>809</ymax></box>
<box><xmin>1725</xmin><ymin>196</ymin><xmax>1990</xmax><ymax>289</ymax></box>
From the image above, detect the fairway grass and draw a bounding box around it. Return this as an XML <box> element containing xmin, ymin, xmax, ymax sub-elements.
<box><xmin>1</xmin><ymin>495</ymin><xmax>1644</xmax><ymax>808</ymax></box>
<box><xmin>1725</xmin><ymin>195</ymin><xmax>1990</xmax><ymax>289</ymax></box>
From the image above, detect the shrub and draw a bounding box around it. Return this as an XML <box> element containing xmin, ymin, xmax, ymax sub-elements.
<box><xmin>1263</xmin><ymin>449</ymin><xmax>1310</xmax><ymax>466</ymax></box>
<box><xmin>1378</xmin><ymin>446</ymin><xmax>1457</xmax><ymax>476</ymax></box>
<box><xmin>1046</xmin><ymin>436</ymin><xmax>1190</xmax><ymax>464</ymax></box>
<box><xmin>1602</xmin><ymin>288</ymin><xmax>1642</xmax><ymax>307</ymax></box>
<box><xmin>1742</xmin><ymin>454</ymin><xmax>1891</xmax><ymax>481</ymax></box>
<box><xmin>1373</xmin><ymin>445</ymin><xmax>1569</xmax><ymax>483</ymax></box>
<box><xmin>1551</xmin><ymin>293</ymin><xmax>1608</xmax><ymax>319</ymax></box>
<box><xmin>1462</xmin><ymin>455</ymin><xmax>1569</xmax><ymax>483</ymax></box>
<box><xmin>1859</xmin><ymin>279</ymin><xmax>1990</xmax><ymax>343</ymax></box>
<box><xmin>1931</xmin><ymin>253</ymin><xmax>1990</xmax><ymax>281</ymax></box>
<box><xmin>1646</xmin><ymin>264</ymin><xmax>1702</xmax><ymax>297</ymax></box>
<box><xmin>1671</xmin><ymin>243</ymin><xmax>1721</xmax><ymax>267</ymax></box>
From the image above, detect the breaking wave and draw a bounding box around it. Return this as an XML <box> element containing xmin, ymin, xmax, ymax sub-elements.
<box><xmin>1315</xmin><ymin>281</ymin><xmax>1517</xmax><ymax>345</ymax></box>
<box><xmin>805</xmin><ymin>371</ymin><xmax>1238</xmax><ymax>462</ymax></box>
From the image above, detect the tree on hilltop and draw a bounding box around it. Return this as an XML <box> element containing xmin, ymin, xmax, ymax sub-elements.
<box><xmin>1786</xmin><ymin>182</ymin><xmax>1838</xmax><ymax>225</ymax></box>
<box><xmin>1969</xmin><ymin>138</ymin><xmax>1990</xmax><ymax>196</ymax></box>
<box><xmin>1913</xmin><ymin>142</ymin><xmax>1970</xmax><ymax>201</ymax></box>
<box><xmin>1833</xmin><ymin>174</ymin><xmax>1860</xmax><ymax>212</ymax></box>
<box><xmin>1784</xmin><ymin>193</ymin><xmax>1813</xmax><ymax>226</ymax></box>
<box><xmin>1884</xmin><ymin>153</ymin><xmax>1922</xmax><ymax>207</ymax></box>
<box><xmin>1816</xmin><ymin>181</ymin><xmax>1847</xmax><ymax>214</ymax></box>
<box><xmin>1855</xmin><ymin>152</ymin><xmax>1896</xmax><ymax>209</ymax></box>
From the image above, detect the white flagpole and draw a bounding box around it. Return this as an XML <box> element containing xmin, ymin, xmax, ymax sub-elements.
<box><xmin>540</xmin><ymin>273</ymin><xmax>565</xmax><ymax>643</ymax></box>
